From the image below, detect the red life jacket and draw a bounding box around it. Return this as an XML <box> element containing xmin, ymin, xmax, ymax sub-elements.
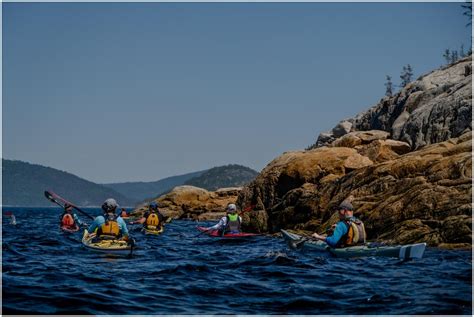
<box><xmin>62</xmin><ymin>213</ymin><xmax>75</xmax><ymax>227</ymax></box>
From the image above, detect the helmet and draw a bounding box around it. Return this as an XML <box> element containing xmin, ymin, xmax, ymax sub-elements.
<box><xmin>226</xmin><ymin>203</ymin><xmax>237</xmax><ymax>213</ymax></box>
<box><xmin>102</xmin><ymin>198</ymin><xmax>118</xmax><ymax>212</ymax></box>
<box><xmin>149</xmin><ymin>201</ymin><xmax>159</xmax><ymax>212</ymax></box>
<box><xmin>338</xmin><ymin>201</ymin><xmax>353</xmax><ymax>211</ymax></box>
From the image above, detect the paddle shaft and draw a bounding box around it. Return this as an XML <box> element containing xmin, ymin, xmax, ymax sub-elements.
<box><xmin>44</xmin><ymin>191</ymin><xmax>95</xmax><ymax>220</ymax></box>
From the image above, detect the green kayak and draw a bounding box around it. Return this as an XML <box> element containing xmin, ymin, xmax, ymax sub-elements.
<box><xmin>281</xmin><ymin>229</ymin><xmax>426</xmax><ymax>259</ymax></box>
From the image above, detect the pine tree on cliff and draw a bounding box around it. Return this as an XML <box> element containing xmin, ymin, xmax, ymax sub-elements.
<box><xmin>462</xmin><ymin>0</ymin><xmax>472</xmax><ymax>26</ymax></box>
<box><xmin>443</xmin><ymin>49</ymin><xmax>451</xmax><ymax>64</ymax></box>
<box><xmin>400</xmin><ymin>64</ymin><xmax>413</xmax><ymax>88</ymax></box>
<box><xmin>460</xmin><ymin>44</ymin><xmax>465</xmax><ymax>58</ymax></box>
<box><xmin>450</xmin><ymin>50</ymin><xmax>459</xmax><ymax>64</ymax></box>
<box><xmin>384</xmin><ymin>75</ymin><xmax>393</xmax><ymax>97</ymax></box>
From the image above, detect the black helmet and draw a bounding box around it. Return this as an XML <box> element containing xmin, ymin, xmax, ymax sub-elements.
<box><xmin>149</xmin><ymin>201</ymin><xmax>159</xmax><ymax>212</ymax></box>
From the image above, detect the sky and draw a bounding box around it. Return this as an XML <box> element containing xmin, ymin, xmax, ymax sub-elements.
<box><xmin>3</xmin><ymin>2</ymin><xmax>471</xmax><ymax>183</ymax></box>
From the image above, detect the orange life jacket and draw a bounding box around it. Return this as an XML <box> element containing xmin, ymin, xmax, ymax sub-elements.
<box><xmin>341</xmin><ymin>219</ymin><xmax>366</xmax><ymax>247</ymax></box>
<box><xmin>61</xmin><ymin>214</ymin><xmax>75</xmax><ymax>227</ymax></box>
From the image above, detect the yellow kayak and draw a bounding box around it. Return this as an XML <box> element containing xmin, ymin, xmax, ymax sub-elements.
<box><xmin>142</xmin><ymin>225</ymin><xmax>164</xmax><ymax>235</ymax></box>
<box><xmin>82</xmin><ymin>230</ymin><xmax>133</xmax><ymax>256</ymax></box>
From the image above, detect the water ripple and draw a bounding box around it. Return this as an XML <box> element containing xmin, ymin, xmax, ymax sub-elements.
<box><xmin>2</xmin><ymin>207</ymin><xmax>472</xmax><ymax>314</ymax></box>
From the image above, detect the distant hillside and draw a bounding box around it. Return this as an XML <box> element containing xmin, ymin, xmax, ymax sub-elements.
<box><xmin>2</xmin><ymin>159</ymin><xmax>135</xmax><ymax>207</ymax></box>
<box><xmin>184</xmin><ymin>164</ymin><xmax>258</xmax><ymax>191</ymax></box>
<box><xmin>103</xmin><ymin>170</ymin><xmax>206</xmax><ymax>203</ymax></box>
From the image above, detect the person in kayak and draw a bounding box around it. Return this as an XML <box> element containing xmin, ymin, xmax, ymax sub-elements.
<box><xmin>87</xmin><ymin>198</ymin><xmax>129</xmax><ymax>240</ymax></box>
<box><xmin>130</xmin><ymin>202</ymin><xmax>164</xmax><ymax>230</ymax></box>
<box><xmin>60</xmin><ymin>204</ymin><xmax>83</xmax><ymax>230</ymax></box>
<box><xmin>119</xmin><ymin>208</ymin><xmax>129</xmax><ymax>218</ymax></box>
<box><xmin>311</xmin><ymin>202</ymin><xmax>366</xmax><ymax>248</ymax></box>
<box><xmin>206</xmin><ymin>203</ymin><xmax>242</xmax><ymax>235</ymax></box>
<box><xmin>9</xmin><ymin>213</ymin><xmax>17</xmax><ymax>225</ymax></box>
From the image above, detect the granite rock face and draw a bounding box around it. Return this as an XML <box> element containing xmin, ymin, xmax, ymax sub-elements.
<box><xmin>238</xmin><ymin>132</ymin><xmax>472</xmax><ymax>249</ymax></box>
<box><xmin>311</xmin><ymin>56</ymin><xmax>472</xmax><ymax>150</ymax></box>
<box><xmin>132</xmin><ymin>185</ymin><xmax>242</xmax><ymax>221</ymax></box>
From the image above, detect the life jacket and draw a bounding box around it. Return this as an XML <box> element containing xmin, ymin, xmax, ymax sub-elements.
<box><xmin>61</xmin><ymin>213</ymin><xmax>75</xmax><ymax>227</ymax></box>
<box><xmin>145</xmin><ymin>213</ymin><xmax>160</xmax><ymax>229</ymax></box>
<box><xmin>225</xmin><ymin>213</ymin><xmax>241</xmax><ymax>233</ymax></box>
<box><xmin>97</xmin><ymin>214</ymin><xmax>121</xmax><ymax>238</ymax></box>
<box><xmin>338</xmin><ymin>218</ymin><xmax>366</xmax><ymax>247</ymax></box>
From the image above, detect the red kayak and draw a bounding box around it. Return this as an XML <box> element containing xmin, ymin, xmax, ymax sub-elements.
<box><xmin>61</xmin><ymin>225</ymin><xmax>79</xmax><ymax>233</ymax></box>
<box><xmin>196</xmin><ymin>226</ymin><xmax>260</xmax><ymax>238</ymax></box>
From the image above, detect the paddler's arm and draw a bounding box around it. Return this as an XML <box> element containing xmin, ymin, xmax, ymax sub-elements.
<box><xmin>118</xmin><ymin>217</ymin><xmax>129</xmax><ymax>238</ymax></box>
<box><xmin>87</xmin><ymin>216</ymin><xmax>103</xmax><ymax>235</ymax></box>
<box><xmin>73</xmin><ymin>214</ymin><xmax>83</xmax><ymax>226</ymax></box>
<box><xmin>208</xmin><ymin>217</ymin><xmax>226</xmax><ymax>230</ymax></box>
<box><xmin>314</xmin><ymin>222</ymin><xmax>347</xmax><ymax>248</ymax></box>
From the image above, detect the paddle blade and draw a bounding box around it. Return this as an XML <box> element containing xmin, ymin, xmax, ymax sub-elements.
<box><xmin>288</xmin><ymin>238</ymin><xmax>307</xmax><ymax>251</ymax></box>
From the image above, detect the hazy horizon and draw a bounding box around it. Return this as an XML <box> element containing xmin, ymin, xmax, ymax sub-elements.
<box><xmin>3</xmin><ymin>2</ymin><xmax>471</xmax><ymax>183</ymax></box>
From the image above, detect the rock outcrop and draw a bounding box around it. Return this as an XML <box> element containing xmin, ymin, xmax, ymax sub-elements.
<box><xmin>239</xmin><ymin>132</ymin><xmax>471</xmax><ymax>248</ymax></box>
<box><xmin>310</xmin><ymin>56</ymin><xmax>472</xmax><ymax>150</ymax></box>
<box><xmin>132</xmin><ymin>185</ymin><xmax>242</xmax><ymax>221</ymax></box>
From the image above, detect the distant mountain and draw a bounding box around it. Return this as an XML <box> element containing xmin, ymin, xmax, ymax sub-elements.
<box><xmin>184</xmin><ymin>164</ymin><xmax>258</xmax><ymax>191</ymax></box>
<box><xmin>2</xmin><ymin>159</ymin><xmax>135</xmax><ymax>207</ymax></box>
<box><xmin>102</xmin><ymin>170</ymin><xmax>207</xmax><ymax>203</ymax></box>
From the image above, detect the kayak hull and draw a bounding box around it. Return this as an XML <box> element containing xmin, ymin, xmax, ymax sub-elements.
<box><xmin>82</xmin><ymin>230</ymin><xmax>133</xmax><ymax>256</ymax></box>
<box><xmin>197</xmin><ymin>226</ymin><xmax>260</xmax><ymax>238</ymax></box>
<box><xmin>281</xmin><ymin>229</ymin><xmax>426</xmax><ymax>259</ymax></box>
<box><xmin>61</xmin><ymin>225</ymin><xmax>79</xmax><ymax>233</ymax></box>
<box><xmin>142</xmin><ymin>226</ymin><xmax>164</xmax><ymax>235</ymax></box>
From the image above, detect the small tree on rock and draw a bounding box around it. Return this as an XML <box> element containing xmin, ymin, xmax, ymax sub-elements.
<box><xmin>443</xmin><ymin>49</ymin><xmax>451</xmax><ymax>64</ymax></box>
<box><xmin>450</xmin><ymin>50</ymin><xmax>459</xmax><ymax>64</ymax></box>
<box><xmin>385</xmin><ymin>75</ymin><xmax>393</xmax><ymax>97</ymax></box>
<box><xmin>460</xmin><ymin>44</ymin><xmax>466</xmax><ymax>58</ymax></box>
<box><xmin>400</xmin><ymin>64</ymin><xmax>413</xmax><ymax>88</ymax></box>
<box><xmin>462</xmin><ymin>0</ymin><xmax>472</xmax><ymax>26</ymax></box>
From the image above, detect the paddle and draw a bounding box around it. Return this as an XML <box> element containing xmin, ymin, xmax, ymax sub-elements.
<box><xmin>127</xmin><ymin>237</ymin><xmax>136</xmax><ymax>258</ymax></box>
<box><xmin>44</xmin><ymin>190</ymin><xmax>95</xmax><ymax>220</ymax></box>
<box><xmin>287</xmin><ymin>235</ymin><xmax>322</xmax><ymax>250</ymax></box>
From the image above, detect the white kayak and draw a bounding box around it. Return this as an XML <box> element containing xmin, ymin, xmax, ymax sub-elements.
<box><xmin>281</xmin><ymin>229</ymin><xmax>426</xmax><ymax>259</ymax></box>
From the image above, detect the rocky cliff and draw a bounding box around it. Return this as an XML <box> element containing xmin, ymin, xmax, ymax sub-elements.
<box><xmin>310</xmin><ymin>56</ymin><xmax>472</xmax><ymax>151</ymax></box>
<box><xmin>132</xmin><ymin>185</ymin><xmax>242</xmax><ymax>221</ymax></box>
<box><xmin>238</xmin><ymin>57</ymin><xmax>472</xmax><ymax>249</ymax></box>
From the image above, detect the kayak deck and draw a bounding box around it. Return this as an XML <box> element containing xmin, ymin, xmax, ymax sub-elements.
<box><xmin>82</xmin><ymin>230</ymin><xmax>133</xmax><ymax>255</ymax></box>
<box><xmin>142</xmin><ymin>226</ymin><xmax>164</xmax><ymax>235</ymax></box>
<box><xmin>61</xmin><ymin>225</ymin><xmax>79</xmax><ymax>233</ymax></box>
<box><xmin>281</xmin><ymin>229</ymin><xmax>426</xmax><ymax>259</ymax></box>
<box><xmin>197</xmin><ymin>226</ymin><xmax>260</xmax><ymax>238</ymax></box>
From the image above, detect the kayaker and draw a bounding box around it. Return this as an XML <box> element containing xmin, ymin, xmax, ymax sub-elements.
<box><xmin>311</xmin><ymin>202</ymin><xmax>366</xmax><ymax>248</ymax></box>
<box><xmin>119</xmin><ymin>208</ymin><xmax>129</xmax><ymax>218</ymax></box>
<box><xmin>206</xmin><ymin>203</ymin><xmax>242</xmax><ymax>235</ymax></box>
<box><xmin>87</xmin><ymin>198</ymin><xmax>129</xmax><ymax>240</ymax></box>
<box><xmin>10</xmin><ymin>213</ymin><xmax>17</xmax><ymax>225</ymax></box>
<box><xmin>60</xmin><ymin>204</ymin><xmax>83</xmax><ymax>230</ymax></box>
<box><xmin>130</xmin><ymin>202</ymin><xmax>164</xmax><ymax>230</ymax></box>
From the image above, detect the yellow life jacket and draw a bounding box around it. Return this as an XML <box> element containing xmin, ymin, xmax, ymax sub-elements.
<box><xmin>146</xmin><ymin>213</ymin><xmax>160</xmax><ymax>228</ymax></box>
<box><xmin>99</xmin><ymin>220</ymin><xmax>120</xmax><ymax>238</ymax></box>
<box><xmin>344</xmin><ymin>219</ymin><xmax>366</xmax><ymax>246</ymax></box>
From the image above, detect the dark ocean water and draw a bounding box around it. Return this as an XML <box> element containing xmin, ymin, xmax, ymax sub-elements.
<box><xmin>2</xmin><ymin>207</ymin><xmax>472</xmax><ymax>315</ymax></box>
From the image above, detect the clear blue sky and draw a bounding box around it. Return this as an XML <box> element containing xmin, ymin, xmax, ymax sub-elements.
<box><xmin>3</xmin><ymin>2</ymin><xmax>471</xmax><ymax>183</ymax></box>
